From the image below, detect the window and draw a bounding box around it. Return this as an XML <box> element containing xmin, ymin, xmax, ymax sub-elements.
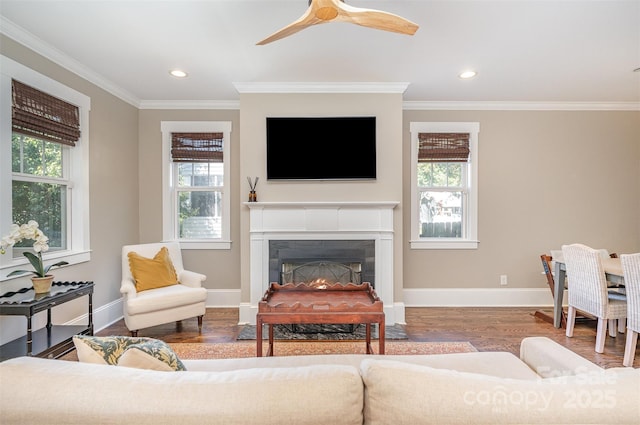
<box><xmin>161</xmin><ymin>121</ymin><xmax>232</xmax><ymax>249</ymax></box>
<box><xmin>410</xmin><ymin>122</ymin><xmax>479</xmax><ymax>249</ymax></box>
<box><xmin>1</xmin><ymin>56</ymin><xmax>91</xmax><ymax>279</ymax></box>
<box><xmin>12</xmin><ymin>134</ymin><xmax>68</xmax><ymax>253</ymax></box>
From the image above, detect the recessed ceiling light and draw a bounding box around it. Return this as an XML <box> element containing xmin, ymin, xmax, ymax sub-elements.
<box><xmin>459</xmin><ymin>70</ymin><xmax>477</xmax><ymax>79</ymax></box>
<box><xmin>169</xmin><ymin>69</ymin><xmax>188</xmax><ymax>78</ymax></box>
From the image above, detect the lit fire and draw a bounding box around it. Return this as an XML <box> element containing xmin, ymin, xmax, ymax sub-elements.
<box><xmin>311</xmin><ymin>278</ymin><xmax>329</xmax><ymax>289</ymax></box>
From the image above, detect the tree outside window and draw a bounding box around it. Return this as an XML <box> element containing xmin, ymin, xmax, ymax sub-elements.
<box><xmin>11</xmin><ymin>134</ymin><xmax>67</xmax><ymax>253</ymax></box>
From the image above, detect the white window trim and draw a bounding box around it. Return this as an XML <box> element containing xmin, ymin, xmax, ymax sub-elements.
<box><xmin>0</xmin><ymin>55</ymin><xmax>91</xmax><ymax>280</ymax></box>
<box><xmin>161</xmin><ymin>121</ymin><xmax>232</xmax><ymax>250</ymax></box>
<box><xmin>409</xmin><ymin>122</ymin><xmax>479</xmax><ymax>249</ymax></box>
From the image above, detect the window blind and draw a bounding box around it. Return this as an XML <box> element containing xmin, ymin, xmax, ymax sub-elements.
<box><xmin>418</xmin><ymin>133</ymin><xmax>470</xmax><ymax>163</ymax></box>
<box><xmin>12</xmin><ymin>79</ymin><xmax>81</xmax><ymax>147</ymax></box>
<box><xmin>171</xmin><ymin>132</ymin><xmax>224</xmax><ymax>162</ymax></box>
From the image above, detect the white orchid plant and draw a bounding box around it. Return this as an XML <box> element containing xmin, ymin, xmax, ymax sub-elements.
<box><xmin>0</xmin><ymin>221</ymin><xmax>68</xmax><ymax>278</ymax></box>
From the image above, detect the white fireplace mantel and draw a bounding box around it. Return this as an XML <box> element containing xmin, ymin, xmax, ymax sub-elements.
<box><xmin>240</xmin><ymin>201</ymin><xmax>401</xmax><ymax>325</ymax></box>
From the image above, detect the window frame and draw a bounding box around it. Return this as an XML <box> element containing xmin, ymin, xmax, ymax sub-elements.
<box><xmin>409</xmin><ymin>122</ymin><xmax>479</xmax><ymax>249</ymax></box>
<box><xmin>161</xmin><ymin>121</ymin><xmax>232</xmax><ymax>250</ymax></box>
<box><xmin>0</xmin><ymin>55</ymin><xmax>91</xmax><ymax>280</ymax></box>
<box><xmin>12</xmin><ymin>133</ymin><xmax>70</xmax><ymax>253</ymax></box>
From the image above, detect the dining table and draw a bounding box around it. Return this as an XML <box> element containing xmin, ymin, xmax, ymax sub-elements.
<box><xmin>552</xmin><ymin>257</ymin><xmax>624</xmax><ymax>328</ymax></box>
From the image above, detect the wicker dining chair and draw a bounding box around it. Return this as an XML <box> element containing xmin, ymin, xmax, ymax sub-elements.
<box><xmin>621</xmin><ymin>253</ymin><xmax>640</xmax><ymax>366</ymax></box>
<box><xmin>562</xmin><ymin>244</ymin><xmax>627</xmax><ymax>353</ymax></box>
<box><xmin>533</xmin><ymin>254</ymin><xmax>568</xmax><ymax>328</ymax></box>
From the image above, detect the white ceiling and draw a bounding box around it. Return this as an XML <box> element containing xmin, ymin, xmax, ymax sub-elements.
<box><xmin>1</xmin><ymin>0</ymin><xmax>639</xmax><ymax>108</ymax></box>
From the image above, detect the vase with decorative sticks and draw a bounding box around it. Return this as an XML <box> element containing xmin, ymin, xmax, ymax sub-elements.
<box><xmin>247</xmin><ymin>177</ymin><xmax>259</xmax><ymax>202</ymax></box>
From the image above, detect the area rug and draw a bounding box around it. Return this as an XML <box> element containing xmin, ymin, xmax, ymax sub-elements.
<box><xmin>237</xmin><ymin>323</ymin><xmax>407</xmax><ymax>340</ymax></box>
<box><xmin>169</xmin><ymin>341</ymin><xmax>476</xmax><ymax>359</ymax></box>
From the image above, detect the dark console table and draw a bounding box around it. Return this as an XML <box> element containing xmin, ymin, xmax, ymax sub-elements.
<box><xmin>0</xmin><ymin>281</ymin><xmax>94</xmax><ymax>361</ymax></box>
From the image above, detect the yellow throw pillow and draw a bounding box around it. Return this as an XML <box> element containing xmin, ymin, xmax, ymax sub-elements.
<box><xmin>128</xmin><ymin>246</ymin><xmax>178</xmax><ymax>292</ymax></box>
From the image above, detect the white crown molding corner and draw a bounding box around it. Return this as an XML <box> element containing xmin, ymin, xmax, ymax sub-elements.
<box><xmin>403</xmin><ymin>100</ymin><xmax>640</xmax><ymax>111</ymax></box>
<box><xmin>233</xmin><ymin>82</ymin><xmax>410</xmax><ymax>94</ymax></box>
<box><xmin>1</xmin><ymin>16</ymin><xmax>141</xmax><ymax>108</ymax></box>
<box><xmin>138</xmin><ymin>100</ymin><xmax>240</xmax><ymax>110</ymax></box>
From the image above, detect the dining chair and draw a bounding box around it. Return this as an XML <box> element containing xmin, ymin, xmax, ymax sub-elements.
<box><xmin>536</xmin><ymin>250</ymin><xmax>621</xmax><ymax>329</ymax></box>
<box><xmin>533</xmin><ymin>254</ymin><xmax>567</xmax><ymax>328</ymax></box>
<box><xmin>621</xmin><ymin>253</ymin><xmax>640</xmax><ymax>367</ymax></box>
<box><xmin>562</xmin><ymin>244</ymin><xmax>627</xmax><ymax>353</ymax></box>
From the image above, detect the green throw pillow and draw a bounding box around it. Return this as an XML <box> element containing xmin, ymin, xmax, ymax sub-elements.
<box><xmin>72</xmin><ymin>335</ymin><xmax>186</xmax><ymax>371</ymax></box>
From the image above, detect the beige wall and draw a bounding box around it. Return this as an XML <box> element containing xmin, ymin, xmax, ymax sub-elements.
<box><xmin>0</xmin><ymin>36</ymin><xmax>139</xmax><ymax>326</ymax></box>
<box><xmin>137</xmin><ymin>109</ymin><xmax>242</xmax><ymax>290</ymax></box>
<box><xmin>403</xmin><ymin>110</ymin><xmax>640</xmax><ymax>291</ymax></box>
<box><xmin>237</xmin><ymin>93</ymin><xmax>405</xmax><ymax>302</ymax></box>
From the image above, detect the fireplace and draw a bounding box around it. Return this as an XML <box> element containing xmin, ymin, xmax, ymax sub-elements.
<box><xmin>269</xmin><ymin>240</ymin><xmax>375</xmax><ymax>286</ymax></box>
<box><xmin>241</xmin><ymin>201</ymin><xmax>400</xmax><ymax>325</ymax></box>
<box><xmin>282</xmin><ymin>261</ymin><xmax>362</xmax><ymax>285</ymax></box>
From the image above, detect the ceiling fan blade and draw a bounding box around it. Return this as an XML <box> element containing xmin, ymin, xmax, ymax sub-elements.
<box><xmin>335</xmin><ymin>3</ymin><xmax>419</xmax><ymax>35</ymax></box>
<box><xmin>256</xmin><ymin>3</ymin><xmax>324</xmax><ymax>45</ymax></box>
<box><xmin>257</xmin><ymin>0</ymin><xmax>419</xmax><ymax>45</ymax></box>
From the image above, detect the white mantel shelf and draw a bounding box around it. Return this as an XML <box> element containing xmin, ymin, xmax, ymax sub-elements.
<box><xmin>240</xmin><ymin>201</ymin><xmax>402</xmax><ymax>326</ymax></box>
<box><xmin>244</xmin><ymin>201</ymin><xmax>399</xmax><ymax>209</ymax></box>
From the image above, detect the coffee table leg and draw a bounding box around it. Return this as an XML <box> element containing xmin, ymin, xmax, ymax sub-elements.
<box><xmin>256</xmin><ymin>317</ymin><xmax>263</xmax><ymax>357</ymax></box>
<box><xmin>378</xmin><ymin>320</ymin><xmax>385</xmax><ymax>355</ymax></box>
<box><xmin>268</xmin><ymin>324</ymin><xmax>274</xmax><ymax>356</ymax></box>
<box><xmin>366</xmin><ymin>323</ymin><xmax>372</xmax><ymax>354</ymax></box>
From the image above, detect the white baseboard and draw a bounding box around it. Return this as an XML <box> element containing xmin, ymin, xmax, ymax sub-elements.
<box><xmin>403</xmin><ymin>287</ymin><xmax>564</xmax><ymax>307</ymax></box>
<box><xmin>206</xmin><ymin>289</ymin><xmax>241</xmax><ymax>308</ymax></box>
<box><xmin>67</xmin><ymin>289</ymin><xmax>242</xmax><ymax>333</ymax></box>
<box><xmin>3</xmin><ymin>287</ymin><xmax>558</xmax><ymax>344</ymax></box>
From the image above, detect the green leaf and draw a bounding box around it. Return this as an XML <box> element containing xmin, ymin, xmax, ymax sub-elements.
<box><xmin>44</xmin><ymin>261</ymin><xmax>69</xmax><ymax>274</ymax></box>
<box><xmin>7</xmin><ymin>269</ymin><xmax>37</xmax><ymax>277</ymax></box>
<box><xmin>22</xmin><ymin>251</ymin><xmax>44</xmax><ymax>277</ymax></box>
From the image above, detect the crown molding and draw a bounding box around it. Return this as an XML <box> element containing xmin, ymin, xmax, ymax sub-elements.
<box><xmin>233</xmin><ymin>82</ymin><xmax>410</xmax><ymax>94</ymax></box>
<box><xmin>3</xmin><ymin>17</ymin><xmax>636</xmax><ymax>112</ymax></box>
<box><xmin>1</xmin><ymin>16</ymin><xmax>141</xmax><ymax>108</ymax></box>
<box><xmin>403</xmin><ymin>101</ymin><xmax>640</xmax><ymax>111</ymax></box>
<box><xmin>139</xmin><ymin>100</ymin><xmax>240</xmax><ymax>110</ymax></box>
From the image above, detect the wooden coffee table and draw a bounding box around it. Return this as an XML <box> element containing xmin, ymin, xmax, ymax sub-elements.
<box><xmin>256</xmin><ymin>282</ymin><xmax>385</xmax><ymax>357</ymax></box>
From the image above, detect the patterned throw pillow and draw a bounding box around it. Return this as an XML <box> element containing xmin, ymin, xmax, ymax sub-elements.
<box><xmin>72</xmin><ymin>335</ymin><xmax>186</xmax><ymax>371</ymax></box>
<box><xmin>127</xmin><ymin>247</ymin><xmax>179</xmax><ymax>292</ymax></box>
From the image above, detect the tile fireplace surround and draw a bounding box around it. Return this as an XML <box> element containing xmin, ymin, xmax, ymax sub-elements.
<box><xmin>240</xmin><ymin>201</ymin><xmax>401</xmax><ymax>325</ymax></box>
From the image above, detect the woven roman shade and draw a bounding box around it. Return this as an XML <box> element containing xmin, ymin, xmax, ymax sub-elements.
<box><xmin>171</xmin><ymin>133</ymin><xmax>224</xmax><ymax>162</ymax></box>
<box><xmin>12</xmin><ymin>79</ymin><xmax>81</xmax><ymax>147</ymax></box>
<box><xmin>418</xmin><ymin>133</ymin><xmax>470</xmax><ymax>163</ymax></box>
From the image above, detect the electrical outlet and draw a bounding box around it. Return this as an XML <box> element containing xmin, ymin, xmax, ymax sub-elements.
<box><xmin>500</xmin><ymin>275</ymin><xmax>508</xmax><ymax>286</ymax></box>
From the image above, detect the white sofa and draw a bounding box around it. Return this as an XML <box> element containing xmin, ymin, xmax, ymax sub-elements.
<box><xmin>1</xmin><ymin>337</ymin><xmax>638</xmax><ymax>424</ymax></box>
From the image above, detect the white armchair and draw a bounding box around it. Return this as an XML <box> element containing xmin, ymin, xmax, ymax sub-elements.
<box><xmin>120</xmin><ymin>242</ymin><xmax>207</xmax><ymax>336</ymax></box>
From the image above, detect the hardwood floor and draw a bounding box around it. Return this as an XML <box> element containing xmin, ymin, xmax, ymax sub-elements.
<box><xmin>96</xmin><ymin>307</ymin><xmax>639</xmax><ymax>369</ymax></box>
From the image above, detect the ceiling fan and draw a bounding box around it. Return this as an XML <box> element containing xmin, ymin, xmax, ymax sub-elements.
<box><xmin>256</xmin><ymin>0</ymin><xmax>419</xmax><ymax>45</ymax></box>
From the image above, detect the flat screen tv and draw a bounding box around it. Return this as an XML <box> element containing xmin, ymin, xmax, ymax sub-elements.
<box><xmin>266</xmin><ymin>116</ymin><xmax>376</xmax><ymax>180</ymax></box>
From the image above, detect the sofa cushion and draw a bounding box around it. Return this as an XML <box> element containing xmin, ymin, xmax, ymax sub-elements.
<box><xmin>73</xmin><ymin>335</ymin><xmax>186</xmax><ymax>371</ymax></box>
<box><xmin>183</xmin><ymin>351</ymin><xmax>540</xmax><ymax>380</ymax></box>
<box><xmin>360</xmin><ymin>359</ymin><xmax>640</xmax><ymax>425</ymax></box>
<box><xmin>0</xmin><ymin>357</ymin><xmax>364</xmax><ymax>425</ymax></box>
<box><xmin>128</xmin><ymin>246</ymin><xmax>178</xmax><ymax>292</ymax></box>
<box><xmin>125</xmin><ymin>283</ymin><xmax>207</xmax><ymax>315</ymax></box>
<box><xmin>519</xmin><ymin>336</ymin><xmax>603</xmax><ymax>377</ymax></box>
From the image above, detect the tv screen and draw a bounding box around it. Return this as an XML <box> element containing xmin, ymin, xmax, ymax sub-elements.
<box><xmin>266</xmin><ymin>116</ymin><xmax>376</xmax><ymax>180</ymax></box>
